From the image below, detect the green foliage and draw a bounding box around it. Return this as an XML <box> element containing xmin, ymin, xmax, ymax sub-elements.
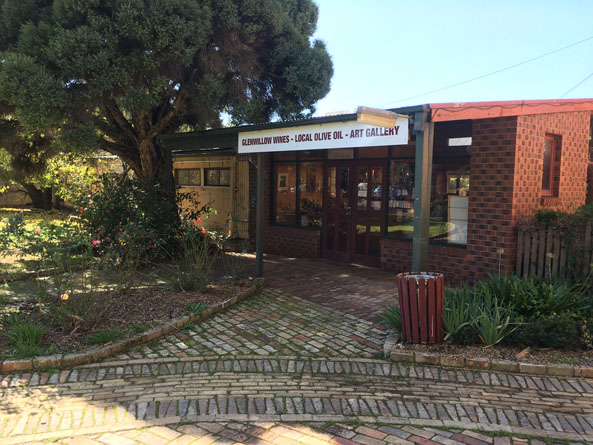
<box><xmin>73</xmin><ymin>174</ymin><xmax>195</xmax><ymax>270</ymax></box>
<box><xmin>442</xmin><ymin>286</ymin><xmax>471</xmax><ymax>341</ymax></box>
<box><xmin>164</xmin><ymin>221</ymin><xmax>219</xmax><ymax>292</ymax></box>
<box><xmin>4</xmin><ymin>316</ymin><xmax>45</xmax><ymax>358</ymax></box>
<box><xmin>85</xmin><ymin>326</ymin><xmax>122</xmax><ymax>345</ymax></box>
<box><xmin>503</xmin><ymin>315</ymin><xmax>581</xmax><ymax>350</ymax></box>
<box><xmin>0</xmin><ymin>0</ymin><xmax>333</xmax><ymax>206</ymax></box>
<box><xmin>187</xmin><ymin>302</ymin><xmax>207</xmax><ymax>314</ymax></box>
<box><xmin>380</xmin><ymin>304</ymin><xmax>402</xmax><ymax>332</ymax></box>
<box><xmin>475</xmin><ymin>274</ymin><xmax>586</xmax><ymax>319</ymax></box>
<box><xmin>444</xmin><ymin>274</ymin><xmax>589</xmax><ymax>349</ymax></box>
<box><xmin>47</xmin><ymin>292</ymin><xmax>107</xmax><ymax>333</ymax></box>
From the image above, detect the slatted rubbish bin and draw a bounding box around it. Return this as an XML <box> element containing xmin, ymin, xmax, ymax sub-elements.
<box><xmin>397</xmin><ymin>272</ymin><xmax>444</xmax><ymax>343</ymax></box>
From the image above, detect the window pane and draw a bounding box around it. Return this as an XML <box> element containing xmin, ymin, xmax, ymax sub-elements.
<box><xmin>388</xmin><ymin>161</ymin><xmax>414</xmax><ymax>238</ymax></box>
<box><xmin>298</xmin><ymin>162</ymin><xmax>322</xmax><ymax>227</ymax></box>
<box><xmin>275</xmin><ymin>163</ymin><xmax>297</xmax><ymax>225</ymax></box>
<box><xmin>432</xmin><ymin>160</ymin><xmax>470</xmax><ymax>245</ymax></box>
<box><xmin>188</xmin><ymin>169</ymin><xmax>201</xmax><ymax>185</ymax></box>
<box><xmin>219</xmin><ymin>168</ymin><xmax>230</xmax><ymax>186</ymax></box>
<box><xmin>178</xmin><ymin>170</ymin><xmax>189</xmax><ymax>185</ymax></box>
<box><xmin>206</xmin><ymin>169</ymin><xmax>219</xmax><ymax>185</ymax></box>
<box><xmin>542</xmin><ymin>138</ymin><xmax>552</xmax><ymax>190</ymax></box>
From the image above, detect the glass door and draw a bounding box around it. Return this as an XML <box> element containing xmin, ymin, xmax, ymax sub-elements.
<box><xmin>352</xmin><ymin>162</ymin><xmax>387</xmax><ymax>267</ymax></box>
<box><xmin>322</xmin><ymin>163</ymin><xmax>351</xmax><ymax>263</ymax></box>
<box><xmin>322</xmin><ymin>160</ymin><xmax>387</xmax><ymax>266</ymax></box>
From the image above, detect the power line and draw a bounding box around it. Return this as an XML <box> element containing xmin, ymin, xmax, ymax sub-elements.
<box><xmin>560</xmin><ymin>70</ymin><xmax>593</xmax><ymax>98</ymax></box>
<box><xmin>381</xmin><ymin>34</ymin><xmax>593</xmax><ymax>107</ymax></box>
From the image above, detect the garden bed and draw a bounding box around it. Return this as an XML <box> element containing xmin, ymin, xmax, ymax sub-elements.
<box><xmin>392</xmin><ymin>340</ymin><xmax>593</xmax><ymax>367</ymax></box>
<box><xmin>0</xmin><ymin>279</ymin><xmax>251</xmax><ymax>359</ymax></box>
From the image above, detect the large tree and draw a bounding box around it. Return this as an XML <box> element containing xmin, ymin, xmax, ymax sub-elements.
<box><xmin>0</xmin><ymin>0</ymin><xmax>60</xmax><ymax>209</ymax></box>
<box><xmin>0</xmin><ymin>0</ymin><xmax>333</xmax><ymax>207</ymax></box>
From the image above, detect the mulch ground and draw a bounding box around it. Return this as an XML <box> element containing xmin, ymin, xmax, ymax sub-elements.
<box><xmin>0</xmin><ymin>280</ymin><xmax>249</xmax><ymax>358</ymax></box>
<box><xmin>397</xmin><ymin>339</ymin><xmax>593</xmax><ymax>367</ymax></box>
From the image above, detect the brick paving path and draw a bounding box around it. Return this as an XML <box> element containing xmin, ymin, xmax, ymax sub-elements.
<box><xmin>256</xmin><ymin>254</ymin><xmax>398</xmax><ymax>324</ymax></box>
<box><xmin>110</xmin><ymin>289</ymin><xmax>386</xmax><ymax>360</ymax></box>
<box><xmin>1</xmin><ymin>283</ymin><xmax>593</xmax><ymax>443</ymax></box>
<box><xmin>38</xmin><ymin>421</ymin><xmax>575</xmax><ymax>445</ymax></box>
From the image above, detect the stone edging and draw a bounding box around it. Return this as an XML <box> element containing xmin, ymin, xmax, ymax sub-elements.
<box><xmin>384</xmin><ymin>336</ymin><xmax>593</xmax><ymax>378</ymax></box>
<box><xmin>0</xmin><ymin>278</ymin><xmax>265</xmax><ymax>373</ymax></box>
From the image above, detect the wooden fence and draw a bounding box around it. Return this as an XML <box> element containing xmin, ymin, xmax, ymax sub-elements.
<box><xmin>515</xmin><ymin>222</ymin><xmax>593</xmax><ymax>280</ymax></box>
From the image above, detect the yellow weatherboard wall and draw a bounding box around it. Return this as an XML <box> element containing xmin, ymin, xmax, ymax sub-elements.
<box><xmin>174</xmin><ymin>155</ymin><xmax>250</xmax><ymax>239</ymax></box>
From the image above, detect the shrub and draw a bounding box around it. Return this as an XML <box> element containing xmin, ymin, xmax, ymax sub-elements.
<box><xmin>164</xmin><ymin>224</ymin><xmax>219</xmax><ymax>292</ymax></box>
<box><xmin>476</xmin><ymin>274</ymin><xmax>586</xmax><ymax>319</ymax></box>
<box><xmin>442</xmin><ymin>286</ymin><xmax>471</xmax><ymax>341</ymax></box>
<box><xmin>503</xmin><ymin>314</ymin><xmax>581</xmax><ymax>349</ymax></box>
<box><xmin>47</xmin><ymin>292</ymin><xmax>107</xmax><ymax>333</ymax></box>
<box><xmin>4</xmin><ymin>319</ymin><xmax>45</xmax><ymax>358</ymax></box>
<box><xmin>380</xmin><ymin>304</ymin><xmax>402</xmax><ymax>332</ymax></box>
<box><xmin>85</xmin><ymin>327</ymin><xmax>123</xmax><ymax>345</ymax></box>
<box><xmin>443</xmin><ymin>280</ymin><xmax>516</xmax><ymax>346</ymax></box>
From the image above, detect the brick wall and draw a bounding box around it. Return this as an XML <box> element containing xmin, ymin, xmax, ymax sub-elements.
<box><xmin>380</xmin><ymin>116</ymin><xmax>518</xmax><ymax>284</ymax></box>
<box><xmin>380</xmin><ymin>239</ymin><xmax>468</xmax><ymax>286</ymax></box>
<box><xmin>513</xmin><ymin>112</ymin><xmax>589</xmax><ymax>218</ymax></box>
<box><xmin>464</xmin><ymin>116</ymin><xmax>518</xmax><ymax>282</ymax></box>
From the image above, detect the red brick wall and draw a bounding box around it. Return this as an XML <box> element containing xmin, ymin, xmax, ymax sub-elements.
<box><xmin>380</xmin><ymin>239</ymin><xmax>469</xmax><ymax>286</ymax></box>
<box><xmin>465</xmin><ymin>116</ymin><xmax>518</xmax><ymax>281</ymax></box>
<box><xmin>380</xmin><ymin>116</ymin><xmax>518</xmax><ymax>284</ymax></box>
<box><xmin>513</xmin><ymin>112</ymin><xmax>589</xmax><ymax>218</ymax></box>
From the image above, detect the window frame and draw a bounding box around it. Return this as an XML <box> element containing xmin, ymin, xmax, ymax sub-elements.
<box><xmin>541</xmin><ymin>134</ymin><xmax>556</xmax><ymax>196</ymax></box>
<box><xmin>175</xmin><ymin>168</ymin><xmax>201</xmax><ymax>186</ymax></box>
<box><xmin>204</xmin><ymin>167</ymin><xmax>231</xmax><ymax>187</ymax></box>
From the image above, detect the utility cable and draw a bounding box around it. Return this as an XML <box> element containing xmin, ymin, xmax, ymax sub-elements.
<box><xmin>381</xmin><ymin>34</ymin><xmax>593</xmax><ymax>107</ymax></box>
<box><xmin>560</xmin><ymin>70</ymin><xmax>593</xmax><ymax>98</ymax></box>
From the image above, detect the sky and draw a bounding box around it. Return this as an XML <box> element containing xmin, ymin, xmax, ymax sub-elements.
<box><xmin>311</xmin><ymin>0</ymin><xmax>593</xmax><ymax>116</ymax></box>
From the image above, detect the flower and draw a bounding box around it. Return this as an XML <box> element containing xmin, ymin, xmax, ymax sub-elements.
<box><xmin>92</xmin><ymin>239</ymin><xmax>101</xmax><ymax>246</ymax></box>
<box><xmin>201</xmin><ymin>229</ymin><xmax>207</xmax><ymax>234</ymax></box>
<box><xmin>60</xmin><ymin>293</ymin><xmax>69</xmax><ymax>301</ymax></box>
<box><xmin>196</xmin><ymin>218</ymin><xmax>201</xmax><ymax>224</ymax></box>
<box><xmin>34</xmin><ymin>228</ymin><xmax>41</xmax><ymax>235</ymax></box>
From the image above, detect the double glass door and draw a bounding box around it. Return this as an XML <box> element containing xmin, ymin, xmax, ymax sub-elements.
<box><xmin>322</xmin><ymin>161</ymin><xmax>387</xmax><ymax>267</ymax></box>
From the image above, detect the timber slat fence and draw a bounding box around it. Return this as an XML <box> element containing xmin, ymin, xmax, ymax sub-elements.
<box><xmin>516</xmin><ymin>221</ymin><xmax>593</xmax><ymax>280</ymax></box>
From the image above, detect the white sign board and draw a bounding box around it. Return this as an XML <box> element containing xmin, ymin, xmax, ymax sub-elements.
<box><xmin>237</xmin><ymin>118</ymin><xmax>408</xmax><ymax>153</ymax></box>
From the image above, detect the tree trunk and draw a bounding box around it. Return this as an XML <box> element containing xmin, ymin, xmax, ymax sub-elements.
<box><xmin>21</xmin><ymin>183</ymin><xmax>53</xmax><ymax>210</ymax></box>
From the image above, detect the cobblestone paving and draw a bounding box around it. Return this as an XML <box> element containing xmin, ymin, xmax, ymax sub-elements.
<box><xmin>2</xmin><ymin>286</ymin><xmax>593</xmax><ymax>443</ymax></box>
<box><xmin>46</xmin><ymin>421</ymin><xmax>576</xmax><ymax>445</ymax></box>
<box><xmin>110</xmin><ymin>289</ymin><xmax>386</xmax><ymax>360</ymax></box>
<box><xmin>2</xmin><ymin>354</ymin><xmax>593</xmax><ymax>442</ymax></box>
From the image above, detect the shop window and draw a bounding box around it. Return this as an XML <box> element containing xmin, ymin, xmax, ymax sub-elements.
<box><xmin>542</xmin><ymin>135</ymin><xmax>560</xmax><ymax>196</ymax></box>
<box><xmin>432</xmin><ymin>161</ymin><xmax>470</xmax><ymax>245</ymax></box>
<box><xmin>176</xmin><ymin>168</ymin><xmax>201</xmax><ymax>186</ymax></box>
<box><xmin>204</xmin><ymin>168</ymin><xmax>230</xmax><ymax>186</ymax></box>
<box><xmin>388</xmin><ymin>161</ymin><xmax>415</xmax><ymax>238</ymax></box>
<box><xmin>274</xmin><ymin>163</ymin><xmax>297</xmax><ymax>225</ymax></box>
<box><xmin>273</xmin><ymin>160</ymin><xmax>322</xmax><ymax>227</ymax></box>
<box><xmin>387</xmin><ymin>157</ymin><xmax>470</xmax><ymax>245</ymax></box>
<box><xmin>298</xmin><ymin>162</ymin><xmax>323</xmax><ymax>227</ymax></box>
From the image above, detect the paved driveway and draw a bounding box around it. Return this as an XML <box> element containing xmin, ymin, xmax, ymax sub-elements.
<box><xmin>1</xmin><ymin>258</ymin><xmax>593</xmax><ymax>444</ymax></box>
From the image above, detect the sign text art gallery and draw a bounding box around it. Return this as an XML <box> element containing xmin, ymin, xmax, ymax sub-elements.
<box><xmin>237</xmin><ymin>117</ymin><xmax>409</xmax><ymax>153</ymax></box>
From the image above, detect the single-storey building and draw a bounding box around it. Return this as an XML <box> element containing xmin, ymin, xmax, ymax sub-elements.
<box><xmin>164</xmin><ymin>99</ymin><xmax>593</xmax><ymax>284</ymax></box>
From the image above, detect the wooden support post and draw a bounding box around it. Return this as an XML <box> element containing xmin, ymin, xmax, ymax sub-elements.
<box><xmin>256</xmin><ymin>153</ymin><xmax>264</xmax><ymax>278</ymax></box>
